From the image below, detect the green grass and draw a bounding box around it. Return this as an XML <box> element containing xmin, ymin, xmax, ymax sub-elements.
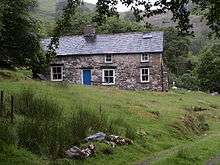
<box><xmin>0</xmin><ymin>70</ymin><xmax>220</xmax><ymax>165</ymax></box>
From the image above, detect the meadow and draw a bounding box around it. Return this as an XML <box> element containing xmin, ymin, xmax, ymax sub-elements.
<box><xmin>0</xmin><ymin>70</ymin><xmax>220</xmax><ymax>165</ymax></box>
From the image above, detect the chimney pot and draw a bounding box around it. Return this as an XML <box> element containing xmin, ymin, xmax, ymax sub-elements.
<box><xmin>83</xmin><ymin>25</ymin><xmax>96</xmax><ymax>42</ymax></box>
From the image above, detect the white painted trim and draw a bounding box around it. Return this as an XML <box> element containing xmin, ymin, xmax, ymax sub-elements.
<box><xmin>81</xmin><ymin>70</ymin><xmax>83</xmax><ymax>84</ymax></box>
<box><xmin>51</xmin><ymin>66</ymin><xmax>63</xmax><ymax>82</ymax></box>
<box><xmin>102</xmin><ymin>69</ymin><xmax>115</xmax><ymax>85</ymax></box>
<box><xmin>105</xmin><ymin>55</ymin><xmax>113</xmax><ymax>63</ymax></box>
<box><xmin>141</xmin><ymin>54</ymin><xmax>149</xmax><ymax>62</ymax></box>
<box><xmin>140</xmin><ymin>68</ymin><xmax>150</xmax><ymax>83</ymax></box>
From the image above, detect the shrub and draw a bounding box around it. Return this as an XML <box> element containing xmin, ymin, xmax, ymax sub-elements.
<box><xmin>175</xmin><ymin>73</ymin><xmax>199</xmax><ymax>90</ymax></box>
<box><xmin>66</xmin><ymin>108</ymin><xmax>136</xmax><ymax>146</ymax></box>
<box><xmin>196</xmin><ymin>42</ymin><xmax>220</xmax><ymax>92</ymax></box>
<box><xmin>169</xmin><ymin>112</ymin><xmax>209</xmax><ymax>139</ymax></box>
<box><xmin>0</xmin><ymin>120</ymin><xmax>17</xmax><ymax>146</ymax></box>
<box><xmin>17</xmin><ymin>91</ymin><xmax>64</xmax><ymax>158</ymax></box>
<box><xmin>15</xmin><ymin>89</ymin><xmax>62</xmax><ymax>121</ymax></box>
<box><xmin>107</xmin><ymin>117</ymin><xmax>136</xmax><ymax>139</ymax></box>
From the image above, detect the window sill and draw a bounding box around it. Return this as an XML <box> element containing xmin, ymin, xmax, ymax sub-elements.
<box><xmin>102</xmin><ymin>83</ymin><xmax>115</xmax><ymax>86</ymax></box>
<box><xmin>51</xmin><ymin>79</ymin><xmax>63</xmax><ymax>82</ymax></box>
<box><xmin>104</xmin><ymin>62</ymin><xmax>113</xmax><ymax>64</ymax></box>
<box><xmin>140</xmin><ymin>61</ymin><xmax>149</xmax><ymax>63</ymax></box>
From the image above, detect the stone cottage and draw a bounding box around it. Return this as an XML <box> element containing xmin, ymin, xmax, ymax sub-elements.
<box><xmin>42</xmin><ymin>26</ymin><xmax>168</xmax><ymax>91</ymax></box>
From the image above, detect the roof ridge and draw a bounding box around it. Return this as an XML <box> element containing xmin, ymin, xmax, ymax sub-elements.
<box><xmin>42</xmin><ymin>31</ymin><xmax>164</xmax><ymax>40</ymax></box>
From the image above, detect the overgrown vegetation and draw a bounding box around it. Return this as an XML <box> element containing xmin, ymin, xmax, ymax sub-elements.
<box><xmin>0</xmin><ymin>79</ymin><xmax>219</xmax><ymax>164</ymax></box>
<box><xmin>1</xmin><ymin>87</ymin><xmax>135</xmax><ymax>160</ymax></box>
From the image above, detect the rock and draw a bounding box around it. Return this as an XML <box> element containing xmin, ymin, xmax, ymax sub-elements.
<box><xmin>84</xmin><ymin>132</ymin><xmax>106</xmax><ymax>142</ymax></box>
<box><xmin>36</xmin><ymin>74</ymin><xmax>47</xmax><ymax>80</ymax></box>
<box><xmin>106</xmin><ymin>135</ymin><xmax>133</xmax><ymax>145</ymax></box>
<box><xmin>211</xmin><ymin>92</ymin><xmax>219</xmax><ymax>96</ymax></box>
<box><xmin>65</xmin><ymin>144</ymin><xmax>96</xmax><ymax>159</ymax></box>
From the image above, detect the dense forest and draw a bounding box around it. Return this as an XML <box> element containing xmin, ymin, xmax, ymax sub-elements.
<box><xmin>0</xmin><ymin>0</ymin><xmax>219</xmax><ymax>92</ymax></box>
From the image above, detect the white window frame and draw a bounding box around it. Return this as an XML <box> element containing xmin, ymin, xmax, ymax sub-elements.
<box><xmin>140</xmin><ymin>68</ymin><xmax>150</xmax><ymax>83</ymax></box>
<box><xmin>102</xmin><ymin>69</ymin><xmax>115</xmax><ymax>85</ymax></box>
<box><xmin>51</xmin><ymin>66</ymin><xmax>63</xmax><ymax>82</ymax></box>
<box><xmin>141</xmin><ymin>54</ymin><xmax>149</xmax><ymax>62</ymax></box>
<box><xmin>105</xmin><ymin>55</ymin><xmax>113</xmax><ymax>63</ymax></box>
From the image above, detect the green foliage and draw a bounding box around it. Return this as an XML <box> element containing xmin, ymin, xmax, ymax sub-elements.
<box><xmin>196</xmin><ymin>42</ymin><xmax>220</xmax><ymax>92</ymax></box>
<box><xmin>0</xmin><ymin>0</ymin><xmax>46</xmax><ymax>76</ymax></box>
<box><xmin>164</xmin><ymin>28</ymin><xmax>191</xmax><ymax>75</ymax></box>
<box><xmin>169</xmin><ymin>112</ymin><xmax>209</xmax><ymax>139</ymax></box>
<box><xmin>175</xmin><ymin>73</ymin><xmax>199</xmax><ymax>90</ymax></box>
<box><xmin>59</xmin><ymin>10</ymin><xmax>147</xmax><ymax>36</ymax></box>
<box><xmin>5</xmin><ymin>87</ymin><xmax>135</xmax><ymax>159</ymax></box>
<box><xmin>97</xmin><ymin>16</ymin><xmax>147</xmax><ymax>34</ymax></box>
<box><xmin>61</xmin><ymin>10</ymin><xmax>94</xmax><ymax>36</ymax></box>
<box><xmin>15</xmin><ymin>88</ymin><xmax>64</xmax><ymax>157</ymax></box>
<box><xmin>1</xmin><ymin>80</ymin><xmax>220</xmax><ymax>164</ymax></box>
<box><xmin>0</xmin><ymin>120</ymin><xmax>17</xmax><ymax>146</ymax></box>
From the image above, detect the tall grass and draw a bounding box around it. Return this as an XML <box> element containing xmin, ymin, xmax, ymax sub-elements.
<box><xmin>169</xmin><ymin>112</ymin><xmax>209</xmax><ymax>139</ymax></box>
<box><xmin>9</xmin><ymin>88</ymin><xmax>135</xmax><ymax>159</ymax></box>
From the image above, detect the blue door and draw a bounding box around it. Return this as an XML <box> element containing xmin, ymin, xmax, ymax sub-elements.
<box><xmin>83</xmin><ymin>70</ymin><xmax>91</xmax><ymax>85</ymax></box>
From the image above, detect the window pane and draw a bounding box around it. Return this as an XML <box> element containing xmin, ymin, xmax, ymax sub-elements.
<box><xmin>57</xmin><ymin>67</ymin><xmax>61</xmax><ymax>73</ymax></box>
<box><xmin>53</xmin><ymin>67</ymin><xmax>57</xmax><ymax>73</ymax></box>
<box><xmin>106</xmin><ymin>55</ymin><xmax>112</xmax><ymax>61</ymax></box>
<box><xmin>109</xmin><ymin>70</ymin><xmax>113</xmax><ymax>76</ymax></box>
<box><xmin>109</xmin><ymin>77</ymin><xmax>114</xmax><ymax>83</ymax></box>
<box><xmin>57</xmin><ymin>74</ymin><xmax>62</xmax><ymax>80</ymax></box>
<box><xmin>142</xmin><ymin>75</ymin><xmax>149</xmax><ymax>81</ymax></box>
<box><xmin>104</xmin><ymin>70</ymin><xmax>108</xmax><ymax>76</ymax></box>
<box><xmin>104</xmin><ymin>77</ymin><xmax>108</xmax><ymax>83</ymax></box>
<box><xmin>53</xmin><ymin>74</ymin><xmax>58</xmax><ymax>80</ymax></box>
<box><xmin>142</xmin><ymin>54</ymin><xmax>149</xmax><ymax>61</ymax></box>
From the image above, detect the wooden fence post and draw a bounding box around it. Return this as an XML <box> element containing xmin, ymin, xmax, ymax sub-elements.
<box><xmin>0</xmin><ymin>91</ymin><xmax>3</xmax><ymax>116</ymax></box>
<box><xmin>99</xmin><ymin>104</ymin><xmax>102</xmax><ymax>114</ymax></box>
<box><xmin>11</xmin><ymin>95</ymin><xmax>14</xmax><ymax>123</ymax></box>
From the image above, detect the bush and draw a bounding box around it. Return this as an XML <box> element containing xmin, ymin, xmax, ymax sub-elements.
<box><xmin>15</xmin><ymin>89</ymin><xmax>62</xmax><ymax>121</ymax></box>
<box><xmin>15</xmin><ymin>89</ymin><xmax>135</xmax><ymax>159</ymax></box>
<box><xmin>17</xmin><ymin>90</ymin><xmax>64</xmax><ymax>158</ymax></box>
<box><xmin>0</xmin><ymin>120</ymin><xmax>17</xmax><ymax>146</ymax></box>
<box><xmin>107</xmin><ymin>117</ymin><xmax>136</xmax><ymax>139</ymax></box>
<box><xmin>196</xmin><ymin>42</ymin><xmax>220</xmax><ymax>92</ymax></box>
<box><xmin>175</xmin><ymin>73</ymin><xmax>199</xmax><ymax>90</ymax></box>
<box><xmin>65</xmin><ymin>108</ymin><xmax>136</xmax><ymax>146</ymax></box>
<box><xmin>169</xmin><ymin>112</ymin><xmax>209</xmax><ymax>139</ymax></box>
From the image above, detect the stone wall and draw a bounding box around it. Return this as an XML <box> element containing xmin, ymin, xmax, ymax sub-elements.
<box><xmin>48</xmin><ymin>53</ymin><xmax>168</xmax><ymax>91</ymax></box>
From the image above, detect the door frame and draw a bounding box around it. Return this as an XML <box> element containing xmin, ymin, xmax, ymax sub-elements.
<box><xmin>81</xmin><ymin>69</ymin><xmax>92</xmax><ymax>85</ymax></box>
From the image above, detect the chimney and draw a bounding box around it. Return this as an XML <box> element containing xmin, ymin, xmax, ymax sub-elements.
<box><xmin>83</xmin><ymin>25</ymin><xmax>96</xmax><ymax>42</ymax></box>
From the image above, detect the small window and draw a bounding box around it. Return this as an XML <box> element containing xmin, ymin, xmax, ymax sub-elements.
<box><xmin>102</xmin><ymin>69</ymin><xmax>115</xmax><ymax>85</ymax></box>
<box><xmin>105</xmin><ymin>55</ymin><xmax>112</xmax><ymax>63</ymax></box>
<box><xmin>141</xmin><ymin>54</ymin><xmax>149</xmax><ymax>62</ymax></box>
<box><xmin>51</xmin><ymin>66</ymin><xmax>63</xmax><ymax>81</ymax></box>
<box><xmin>140</xmin><ymin>68</ymin><xmax>149</xmax><ymax>83</ymax></box>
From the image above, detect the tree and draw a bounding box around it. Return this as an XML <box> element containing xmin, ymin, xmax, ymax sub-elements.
<box><xmin>0</xmin><ymin>0</ymin><xmax>45</xmax><ymax>77</ymax></box>
<box><xmin>92</xmin><ymin>0</ymin><xmax>220</xmax><ymax>37</ymax></box>
<box><xmin>196</xmin><ymin>42</ymin><xmax>220</xmax><ymax>92</ymax></box>
<box><xmin>164</xmin><ymin>28</ymin><xmax>191</xmax><ymax>75</ymax></box>
<box><xmin>97</xmin><ymin>16</ymin><xmax>148</xmax><ymax>34</ymax></box>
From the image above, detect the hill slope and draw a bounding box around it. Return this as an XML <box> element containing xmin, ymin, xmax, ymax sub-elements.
<box><xmin>0</xmin><ymin>71</ymin><xmax>220</xmax><ymax>165</ymax></box>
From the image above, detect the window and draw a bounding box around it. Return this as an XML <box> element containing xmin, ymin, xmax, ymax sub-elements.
<box><xmin>140</xmin><ymin>68</ymin><xmax>149</xmax><ymax>82</ymax></box>
<box><xmin>102</xmin><ymin>69</ymin><xmax>115</xmax><ymax>85</ymax></box>
<box><xmin>51</xmin><ymin>66</ymin><xmax>63</xmax><ymax>81</ymax></box>
<box><xmin>141</xmin><ymin>54</ymin><xmax>149</xmax><ymax>62</ymax></box>
<box><xmin>105</xmin><ymin>55</ymin><xmax>112</xmax><ymax>63</ymax></box>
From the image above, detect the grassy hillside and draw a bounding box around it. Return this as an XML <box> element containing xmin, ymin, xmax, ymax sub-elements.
<box><xmin>0</xmin><ymin>70</ymin><xmax>220</xmax><ymax>165</ymax></box>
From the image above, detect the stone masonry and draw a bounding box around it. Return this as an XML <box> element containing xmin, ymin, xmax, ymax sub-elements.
<box><xmin>49</xmin><ymin>53</ymin><xmax>168</xmax><ymax>91</ymax></box>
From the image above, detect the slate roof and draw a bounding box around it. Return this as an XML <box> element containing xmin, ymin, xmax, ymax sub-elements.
<box><xmin>41</xmin><ymin>32</ymin><xmax>164</xmax><ymax>56</ymax></box>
